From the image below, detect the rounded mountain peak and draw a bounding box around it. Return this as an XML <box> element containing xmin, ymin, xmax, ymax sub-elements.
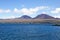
<box><xmin>20</xmin><ymin>15</ymin><xmax>32</xmax><ymax>19</ymax></box>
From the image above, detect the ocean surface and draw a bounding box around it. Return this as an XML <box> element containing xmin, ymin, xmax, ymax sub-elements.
<box><xmin>0</xmin><ymin>23</ymin><xmax>60</xmax><ymax>40</ymax></box>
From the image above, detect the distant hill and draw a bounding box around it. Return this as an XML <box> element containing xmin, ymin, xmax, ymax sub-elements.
<box><xmin>18</xmin><ymin>15</ymin><xmax>32</xmax><ymax>19</ymax></box>
<box><xmin>0</xmin><ymin>14</ymin><xmax>60</xmax><ymax>23</ymax></box>
<box><xmin>16</xmin><ymin>14</ymin><xmax>59</xmax><ymax>19</ymax></box>
<box><xmin>34</xmin><ymin>14</ymin><xmax>55</xmax><ymax>19</ymax></box>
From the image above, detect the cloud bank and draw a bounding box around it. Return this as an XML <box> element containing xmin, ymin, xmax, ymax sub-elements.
<box><xmin>0</xmin><ymin>9</ymin><xmax>11</xmax><ymax>13</ymax></box>
<box><xmin>0</xmin><ymin>6</ymin><xmax>60</xmax><ymax>18</ymax></box>
<box><xmin>0</xmin><ymin>6</ymin><xmax>48</xmax><ymax>14</ymax></box>
<box><xmin>13</xmin><ymin>6</ymin><xmax>49</xmax><ymax>15</ymax></box>
<box><xmin>51</xmin><ymin>8</ymin><xmax>60</xmax><ymax>13</ymax></box>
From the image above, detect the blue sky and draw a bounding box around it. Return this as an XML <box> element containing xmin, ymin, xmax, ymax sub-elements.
<box><xmin>0</xmin><ymin>0</ymin><xmax>60</xmax><ymax>19</ymax></box>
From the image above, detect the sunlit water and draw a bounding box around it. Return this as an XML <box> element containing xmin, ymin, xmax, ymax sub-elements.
<box><xmin>0</xmin><ymin>23</ymin><xmax>60</xmax><ymax>40</ymax></box>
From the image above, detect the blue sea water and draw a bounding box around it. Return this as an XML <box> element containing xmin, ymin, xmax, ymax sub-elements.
<box><xmin>0</xmin><ymin>23</ymin><xmax>60</xmax><ymax>40</ymax></box>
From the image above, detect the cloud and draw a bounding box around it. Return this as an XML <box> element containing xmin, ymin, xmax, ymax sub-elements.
<box><xmin>41</xmin><ymin>12</ymin><xmax>47</xmax><ymax>14</ymax></box>
<box><xmin>0</xmin><ymin>6</ymin><xmax>49</xmax><ymax>14</ymax></box>
<box><xmin>0</xmin><ymin>9</ymin><xmax>11</xmax><ymax>13</ymax></box>
<box><xmin>0</xmin><ymin>9</ymin><xmax>3</xmax><ymax>13</ymax></box>
<box><xmin>0</xmin><ymin>6</ymin><xmax>50</xmax><ymax>19</ymax></box>
<box><xmin>1</xmin><ymin>16</ymin><xmax>17</xmax><ymax>19</ymax></box>
<box><xmin>14</xmin><ymin>8</ymin><xmax>20</xmax><ymax>13</ymax></box>
<box><xmin>51</xmin><ymin>8</ymin><xmax>60</xmax><ymax>13</ymax></box>
<box><xmin>13</xmin><ymin>6</ymin><xmax>49</xmax><ymax>15</ymax></box>
<box><xmin>5</xmin><ymin>9</ymin><xmax>11</xmax><ymax>13</ymax></box>
<box><xmin>53</xmin><ymin>16</ymin><xmax>60</xmax><ymax>18</ymax></box>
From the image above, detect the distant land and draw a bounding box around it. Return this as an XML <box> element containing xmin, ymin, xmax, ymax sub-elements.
<box><xmin>0</xmin><ymin>14</ymin><xmax>60</xmax><ymax>25</ymax></box>
<box><xmin>16</xmin><ymin>14</ymin><xmax>59</xmax><ymax>19</ymax></box>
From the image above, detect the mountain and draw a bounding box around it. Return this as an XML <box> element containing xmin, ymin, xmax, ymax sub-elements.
<box><xmin>19</xmin><ymin>15</ymin><xmax>32</xmax><ymax>19</ymax></box>
<box><xmin>34</xmin><ymin>14</ymin><xmax>54</xmax><ymax>19</ymax></box>
<box><xmin>16</xmin><ymin>14</ymin><xmax>56</xmax><ymax>19</ymax></box>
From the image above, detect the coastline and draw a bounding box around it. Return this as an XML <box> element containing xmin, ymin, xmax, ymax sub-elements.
<box><xmin>0</xmin><ymin>19</ymin><xmax>60</xmax><ymax>24</ymax></box>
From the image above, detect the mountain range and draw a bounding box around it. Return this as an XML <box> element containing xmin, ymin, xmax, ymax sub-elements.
<box><xmin>17</xmin><ymin>14</ymin><xmax>56</xmax><ymax>19</ymax></box>
<box><xmin>0</xmin><ymin>14</ymin><xmax>59</xmax><ymax>23</ymax></box>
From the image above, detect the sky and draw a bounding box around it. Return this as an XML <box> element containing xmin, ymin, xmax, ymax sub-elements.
<box><xmin>0</xmin><ymin>0</ymin><xmax>60</xmax><ymax>19</ymax></box>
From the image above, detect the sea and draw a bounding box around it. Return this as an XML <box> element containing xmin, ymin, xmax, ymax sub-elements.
<box><xmin>0</xmin><ymin>23</ymin><xmax>60</xmax><ymax>40</ymax></box>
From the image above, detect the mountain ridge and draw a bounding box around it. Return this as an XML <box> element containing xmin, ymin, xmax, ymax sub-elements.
<box><xmin>34</xmin><ymin>14</ymin><xmax>54</xmax><ymax>19</ymax></box>
<box><xmin>17</xmin><ymin>14</ymin><xmax>56</xmax><ymax>19</ymax></box>
<box><xmin>17</xmin><ymin>15</ymin><xmax>32</xmax><ymax>19</ymax></box>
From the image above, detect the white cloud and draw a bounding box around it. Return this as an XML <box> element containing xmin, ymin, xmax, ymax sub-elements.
<box><xmin>0</xmin><ymin>9</ymin><xmax>11</xmax><ymax>13</ymax></box>
<box><xmin>51</xmin><ymin>8</ymin><xmax>60</xmax><ymax>13</ymax></box>
<box><xmin>1</xmin><ymin>16</ymin><xmax>16</xmax><ymax>19</ymax></box>
<box><xmin>14</xmin><ymin>8</ymin><xmax>19</xmax><ymax>13</ymax></box>
<box><xmin>0</xmin><ymin>9</ymin><xmax>3</xmax><ymax>13</ymax></box>
<box><xmin>0</xmin><ymin>6</ymin><xmax>49</xmax><ymax>14</ymax></box>
<box><xmin>13</xmin><ymin>6</ymin><xmax>49</xmax><ymax>15</ymax></box>
<box><xmin>41</xmin><ymin>12</ymin><xmax>47</xmax><ymax>14</ymax></box>
<box><xmin>0</xmin><ymin>6</ymin><xmax>50</xmax><ymax>19</ymax></box>
<box><xmin>20</xmin><ymin>8</ymin><xmax>36</xmax><ymax>15</ymax></box>
<box><xmin>5</xmin><ymin>9</ymin><xmax>11</xmax><ymax>13</ymax></box>
<box><xmin>53</xmin><ymin>16</ymin><xmax>60</xmax><ymax>18</ymax></box>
